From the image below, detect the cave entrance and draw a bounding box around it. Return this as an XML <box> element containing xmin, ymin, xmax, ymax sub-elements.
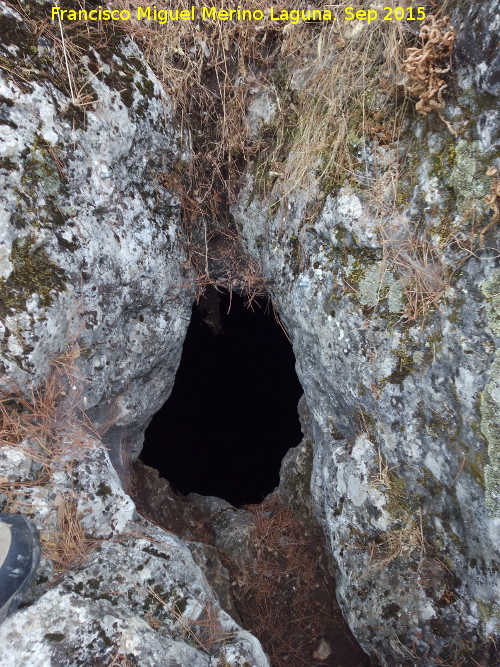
<box><xmin>140</xmin><ymin>287</ymin><xmax>304</xmax><ymax>507</ymax></box>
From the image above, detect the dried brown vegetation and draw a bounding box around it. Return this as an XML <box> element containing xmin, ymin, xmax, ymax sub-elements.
<box><xmin>107</xmin><ymin>1</ymin><xmax>422</xmax><ymax>294</ymax></box>
<box><xmin>368</xmin><ymin>452</ymin><xmax>428</xmax><ymax>569</ymax></box>
<box><xmin>0</xmin><ymin>346</ymin><xmax>100</xmax><ymax>575</ymax></box>
<box><xmin>264</xmin><ymin>5</ymin><xmax>412</xmax><ymax>200</ymax></box>
<box><xmin>146</xmin><ymin>586</ymin><xmax>235</xmax><ymax>655</ymax></box>
<box><xmin>402</xmin><ymin>14</ymin><xmax>456</xmax><ymax>115</ymax></box>
<box><xmin>379</xmin><ymin>178</ymin><xmax>500</xmax><ymax>322</ymax></box>
<box><xmin>40</xmin><ymin>491</ymin><xmax>96</xmax><ymax>578</ymax></box>
<box><xmin>231</xmin><ymin>496</ymin><xmax>364</xmax><ymax>666</ymax></box>
<box><xmin>0</xmin><ymin>345</ymin><xmax>96</xmax><ymax>470</ymax></box>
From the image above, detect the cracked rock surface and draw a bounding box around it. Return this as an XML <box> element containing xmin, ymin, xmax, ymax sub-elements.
<box><xmin>232</xmin><ymin>1</ymin><xmax>500</xmax><ymax>663</ymax></box>
<box><xmin>0</xmin><ymin>3</ymin><xmax>268</xmax><ymax>664</ymax></box>
<box><xmin>0</xmin><ymin>0</ymin><xmax>193</xmax><ymax>469</ymax></box>
<box><xmin>1</xmin><ymin>0</ymin><xmax>499</xmax><ymax>665</ymax></box>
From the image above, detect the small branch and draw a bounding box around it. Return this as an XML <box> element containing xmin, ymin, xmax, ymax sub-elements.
<box><xmin>437</xmin><ymin>112</ymin><xmax>458</xmax><ymax>137</ymax></box>
<box><xmin>448</xmin><ymin>456</ymin><xmax>466</xmax><ymax>488</ymax></box>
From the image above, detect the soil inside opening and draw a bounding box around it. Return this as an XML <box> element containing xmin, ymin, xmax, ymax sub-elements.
<box><xmin>140</xmin><ymin>286</ymin><xmax>304</xmax><ymax>507</ymax></box>
<box><xmin>131</xmin><ymin>459</ymin><xmax>371</xmax><ymax>667</ymax></box>
<box><xmin>132</xmin><ymin>288</ymin><xmax>370</xmax><ymax>667</ymax></box>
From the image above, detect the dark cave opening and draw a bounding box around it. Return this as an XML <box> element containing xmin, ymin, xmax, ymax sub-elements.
<box><xmin>140</xmin><ymin>287</ymin><xmax>304</xmax><ymax>507</ymax></box>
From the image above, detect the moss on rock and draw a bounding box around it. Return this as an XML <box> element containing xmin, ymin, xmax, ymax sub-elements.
<box><xmin>0</xmin><ymin>235</ymin><xmax>67</xmax><ymax>318</ymax></box>
<box><xmin>481</xmin><ymin>353</ymin><xmax>500</xmax><ymax>517</ymax></box>
<box><xmin>357</xmin><ymin>262</ymin><xmax>404</xmax><ymax>314</ymax></box>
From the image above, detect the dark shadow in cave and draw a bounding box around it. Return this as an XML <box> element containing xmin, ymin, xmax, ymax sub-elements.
<box><xmin>140</xmin><ymin>287</ymin><xmax>304</xmax><ymax>507</ymax></box>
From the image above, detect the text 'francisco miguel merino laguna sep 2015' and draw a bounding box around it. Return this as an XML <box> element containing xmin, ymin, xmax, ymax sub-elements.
<box><xmin>51</xmin><ymin>5</ymin><xmax>428</xmax><ymax>25</ymax></box>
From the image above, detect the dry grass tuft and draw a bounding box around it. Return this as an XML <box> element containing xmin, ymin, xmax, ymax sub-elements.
<box><xmin>0</xmin><ymin>345</ymin><xmax>97</xmax><ymax>471</ymax></box>
<box><xmin>146</xmin><ymin>587</ymin><xmax>235</xmax><ymax>655</ymax></box>
<box><xmin>370</xmin><ymin>516</ymin><xmax>427</xmax><ymax>570</ymax></box>
<box><xmin>41</xmin><ymin>491</ymin><xmax>96</xmax><ymax>578</ymax></box>
<box><xmin>108</xmin><ymin>652</ymin><xmax>137</xmax><ymax>667</ymax></box>
<box><xmin>269</xmin><ymin>3</ymin><xmax>411</xmax><ymax>199</ymax></box>
<box><xmin>377</xmin><ymin>161</ymin><xmax>500</xmax><ymax>321</ymax></box>
<box><xmin>189</xmin><ymin>225</ymin><xmax>267</xmax><ymax>302</ymax></box>
<box><xmin>371</xmin><ymin>451</ymin><xmax>406</xmax><ymax>505</ymax></box>
<box><xmin>369</xmin><ymin>452</ymin><xmax>427</xmax><ymax>569</ymax></box>
<box><xmin>174</xmin><ymin>600</ymin><xmax>236</xmax><ymax>655</ymax></box>
<box><xmin>380</xmin><ymin>218</ymin><xmax>454</xmax><ymax>321</ymax></box>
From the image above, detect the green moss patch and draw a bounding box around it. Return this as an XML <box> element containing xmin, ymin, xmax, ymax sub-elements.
<box><xmin>481</xmin><ymin>353</ymin><xmax>500</xmax><ymax>518</ymax></box>
<box><xmin>0</xmin><ymin>235</ymin><xmax>67</xmax><ymax>318</ymax></box>
<box><xmin>482</xmin><ymin>270</ymin><xmax>500</xmax><ymax>338</ymax></box>
<box><xmin>448</xmin><ymin>140</ymin><xmax>490</xmax><ymax>216</ymax></box>
<box><xmin>44</xmin><ymin>632</ymin><xmax>66</xmax><ymax>642</ymax></box>
<box><xmin>96</xmin><ymin>482</ymin><xmax>112</xmax><ymax>498</ymax></box>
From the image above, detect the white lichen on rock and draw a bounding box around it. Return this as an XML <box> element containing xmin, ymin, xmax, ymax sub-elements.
<box><xmin>481</xmin><ymin>270</ymin><xmax>500</xmax><ymax>518</ymax></box>
<box><xmin>358</xmin><ymin>263</ymin><xmax>404</xmax><ymax>313</ymax></box>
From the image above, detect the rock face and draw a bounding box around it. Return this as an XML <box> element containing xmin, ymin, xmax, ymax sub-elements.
<box><xmin>1</xmin><ymin>0</ymin><xmax>499</xmax><ymax>665</ymax></box>
<box><xmin>0</xmin><ymin>0</ymin><xmax>193</xmax><ymax>470</ymax></box>
<box><xmin>0</xmin><ymin>3</ymin><xmax>269</xmax><ymax>665</ymax></box>
<box><xmin>0</xmin><ymin>437</ymin><xmax>270</xmax><ymax>666</ymax></box>
<box><xmin>232</xmin><ymin>1</ymin><xmax>500</xmax><ymax>663</ymax></box>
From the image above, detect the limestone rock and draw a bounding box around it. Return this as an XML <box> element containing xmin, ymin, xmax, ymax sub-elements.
<box><xmin>0</xmin><ymin>436</ymin><xmax>269</xmax><ymax>666</ymax></box>
<box><xmin>0</xmin><ymin>6</ymin><xmax>269</xmax><ymax>665</ymax></box>
<box><xmin>187</xmin><ymin>541</ymin><xmax>242</xmax><ymax>624</ymax></box>
<box><xmin>187</xmin><ymin>494</ymin><xmax>255</xmax><ymax>569</ymax></box>
<box><xmin>234</xmin><ymin>1</ymin><xmax>500</xmax><ymax>662</ymax></box>
<box><xmin>0</xmin><ymin>1</ymin><xmax>194</xmax><ymax>469</ymax></box>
